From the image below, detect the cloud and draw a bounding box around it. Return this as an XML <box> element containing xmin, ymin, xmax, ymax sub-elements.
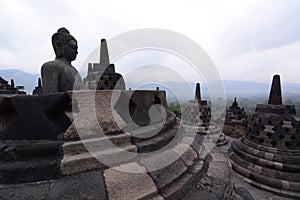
<box><xmin>219</xmin><ymin>41</ymin><xmax>300</xmax><ymax>83</ymax></box>
<box><xmin>0</xmin><ymin>0</ymin><xmax>300</xmax><ymax>85</ymax></box>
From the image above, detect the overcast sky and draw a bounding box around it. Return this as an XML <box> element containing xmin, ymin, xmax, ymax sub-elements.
<box><xmin>1</xmin><ymin>0</ymin><xmax>300</xmax><ymax>84</ymax></box>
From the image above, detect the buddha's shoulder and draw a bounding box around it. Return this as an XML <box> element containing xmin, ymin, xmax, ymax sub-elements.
<box><xmin>41</xmin><ymin>60</ymin><xmax>65</xmax><ymax>71</ymax></box>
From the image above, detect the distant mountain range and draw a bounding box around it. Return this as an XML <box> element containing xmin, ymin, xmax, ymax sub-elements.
<box><xmin>0</xmin><ymin>69</ymin><xmax>40</xmax><ymax>94</ymax></box>
<box><xmin>1</xmin><ymin>69</ymin><xmax>300</xmax><ymax>101</ymax></box>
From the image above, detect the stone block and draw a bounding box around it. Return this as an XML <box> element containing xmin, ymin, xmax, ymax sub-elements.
<box><xmin>0</xmin><ymin>180</ymin><xmax>51</xmax><ymax>200</ymax></box>
<box><xmin>201</xmin><ymin>152</ymin><xmax>233</xmax><ymax>199</ymax></box>
<box><xmin>47</xmin><ymin>170</ymin><xmax>107</xmax><ymax>200</ymax></box>
<box><xmin>0</xmin><ymin>140</ymin><xmax>62</xmax><ymax>184</ymax></box>
<box><xmin>61</xmin><ymin>145</ymin><xmax>137</xmax><ymax>175</ymax></box>
<box><xmin>171</xmin><ymin>143</ymin><xmax>198</xmax><ymax>167</ymax></box>
<box><xmin>64</xmin><ymin>90</ymin><xmax>126</xmax><ymax>140</ymax></box>
<box><xmin>62</xmin><ymin>133</ymin><xmax>132</xmax><ymax>156</ymax></box>
<box><xmin>0</xmin><ymin>170</ymin><xmax>107</xmax><ymax>200</ymax></box>
<box><xmin>104</xmin><ymin>162</ymin><xmax>157</xmax><ymax>200</ymax></box>
<box><xmin>160</xmin><ymin>172</ymin><xmax>193</xmax><ymax>200</ymax></box>
<box><xmin>118</xmin><ymin>90</ymin><xmax>168</xmax><ymax>126</ymax></box>
<box><xmin>0</xmin><ymin>93</ymin><xmax>71</xmax><ymax>140</ymax></box>
<box><xmin>140</xmin><ymin>150</ymin><xmax>187</xmax><ymax>190</ymax></box>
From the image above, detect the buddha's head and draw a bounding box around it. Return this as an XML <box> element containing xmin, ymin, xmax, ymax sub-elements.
<box><xmin>51</xmin><ymin>27</ymin><xmax>78</xmax><ymax>62</ymax></box>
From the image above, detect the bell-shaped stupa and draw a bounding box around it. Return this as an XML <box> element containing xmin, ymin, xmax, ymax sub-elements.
<box><xmin>230</xmin><ymin>75</ymin><xmax>300</xmax><ymax>198</ymax></box>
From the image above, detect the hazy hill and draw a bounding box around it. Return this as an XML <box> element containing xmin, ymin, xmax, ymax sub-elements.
<box><xmin>1</xmin><ymin>69</ymin><xmax>300</xmax><ymax>101</ymax></box>
<box><xmin>0</xmin><ymin>69</ymin><xmax>40</xmax><ymax>94</ymax></box>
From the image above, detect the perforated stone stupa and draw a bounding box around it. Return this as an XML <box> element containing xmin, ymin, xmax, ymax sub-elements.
<box><xmin>32</xmin><ymin>78</ymin><xmax>43</xmax><ymax>95</ymax></box>
<box><xmin>182</xmin><ymin>83</ymin><xmax>211</xmax><ymax>131</ymax></box>
<box><xmin>229</xmin><ymin>75</ymin><xmax>300</xmax><ymax>198</ymax></box>
<box><xmin>83</xmin><ymin>39</ymin><xmax>125</xmax><ymax>90</ymax></box>
<box><xmin>222</xmin><ymin>98</ymin><xmax>248</xmax><ymax>138</ymax></box>
<box><xmin>0</xmin><ymin>77</ymin><xmax>26</xmax><ymax>95</ymax></box>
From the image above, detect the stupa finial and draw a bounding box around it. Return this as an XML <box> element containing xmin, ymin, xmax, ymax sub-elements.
<box><xmin>268</xmin><ymin>74</ymin><xmax>282</xmax><ymax>105</ymax></box>
<box><xmin>195</xmin><ymin>83</ymin><xmax>201</xmax><ymax>102</ymax></box>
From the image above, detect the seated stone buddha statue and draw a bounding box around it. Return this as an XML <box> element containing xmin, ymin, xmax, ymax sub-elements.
<box><xmin>41</xmin><ymin>27</ymin><xmax>83</xmax><ymax>93</ymax></box>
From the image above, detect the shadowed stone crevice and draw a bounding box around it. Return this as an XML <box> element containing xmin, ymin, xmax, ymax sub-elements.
<box><xmin>154</xmin><ymin>94</ymin><xmax>162</xmax><ymax>105</ymax></box>
<box><xmin>45</xmin><ymin>106</ymin><xmax>72</xmax><ymax>140</ymax></box>
<box><xmin>0</xmin><ymin>97</ymin><xmax>17</xmax><ymax>132</ymax></box>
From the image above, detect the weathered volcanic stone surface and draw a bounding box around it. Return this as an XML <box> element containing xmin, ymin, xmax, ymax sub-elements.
<box><xmin>230</xmin><ymin>75</ymin><xmax>300</xmax><ymax>198</ymax></box>
<box><xmin>0</xmin><ymin>170</ymin><xmax>107</xmax><ymax>200</ymax></box>
<box><xmin>64</xmin><ymin>90</ymin><xmax>126</xmax><ymax>140</ymax></box>
<box><xmin>222</xmin><ymin>124</ymin><xmax>246</xmax><ymax>138</ymax></box>
<box><xmin>182</xmin><ymin>140</ymin><xmax>235</xmax><ymax>200</ymax></box>
<box><xmin>0</xmin><ymin>181</ymin><xmax>52</xmax><ymax>200</ymax></box>
<box><xmin>104</xmin><ymin>162</ymin><xmax>158</xmax><ymax>200</ymax></box>
<box><xmin>84</xmin><ymin>39</ymin><xmax>126</xmax><ymax>90</ymax></box>
<box><xmin>222</xmin><ymin>98</ymin><xmax>247</xmax><ymax>138</ymax></box>
<box><xmin>47</xmin><ymin>170</ymin><xmax>107</xmax><ymax>200</ymax></box>
<box><xmin>0</xmin><ymin>140</ymin><xmax>63</xmax><ymax>184</ymax></box>
<box><xmin>203</xmin><ymin>153</ymin><xmax>233</xmax><ymax>199</ymax></box>
<box><xmin>61</xmin><ymin>144</ymin><xmax>137</xmax><ymax>175</ymax></box>
<box><xmin>121</xmin><ymin>90</ymin><xmax>168</xmax><ymax>127</ymax></box>
<box><xmin>0</xmin><ymin>93</ymin><xmax>71</xmax><ymax>140</ymax></box>
<box><xmin>64</xmin><ymin>90</ymin><xmax>169</xmax><ymax>140</ymax></box>
<box><xmin>244</xmin><ymin>104</ymin><xmax>300</xmax><ymax>150</ymax></box>
<box><xmin>140</xmin><ymin>150</ymin><xmax>187</xmax><ymax>190</ymax></box>
<box><xmin>171</xmin><ymin>143</ymin><xmax>198</xmax><ymax>167</ymax></box>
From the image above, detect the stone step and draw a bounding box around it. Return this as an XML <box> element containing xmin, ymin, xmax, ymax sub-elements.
<box><xmin>236</xmin><ymin>139</ymin><xmax>300</xmax><ymax>164</ymax></box>
<box><xmin>164</xmin><ymin>113</ymin><xmax>177</xmax><ymax>129</ymax></box>
<box><xmin>61</xmin><ymin>145</ymin><xmax>137</xmax><ymax>175</ymax></box>
<box><xmin>129</xmin><ymin>112</ymin><xmax>177</xmax><ymax>143</ymax></box>
<box><xmin>139</xmin><ymin>150</ymin><xmax>188</xmax><ymax>191</ymax></box>
<box><xmin>62</xmin><ymin>133</ymin><xmax>132</xmax><ymax>156</ymax></box>
<box><xmin>0</xmin><ymin>140</ymin><xmax>62</xmax><ymax>161</ymax></box>
<box><xmin>242</xmin><ymin>138</ymin><xmax>300</xmax><ymax>156</ymax></box>
<box><xmin>230</xmin><ymin>147</ymin><xmax>300</xmax><ymax>182</ymax></box>
<box><xmin>0</xmin><ymin>170</ymin><xmax>107</xmax><ymax>200</ymax></box>
<box><xmin>234</xmin><ymin>172</ymin><xmax>300</xmax><ymax>199</ymax></box>
<box><xmin>160</xmin><ymin>160</ymin><xmax>203</xmax><ymax>200</ymax></box>
<box><xmin>230</xmin><ymin>156</ymin><xmax>300</xmax><ymax>197</ymax></box>
<box><xmin>0</xmin><ymin>157</ymin><xmax>60</xmax><ymax>184</ymax></box>
<box><xmin>130</xmin><ymin>125</ymin><xmax>160</xmax><ymax>142</ymax></box>
<box><xmin>231</xmin><ymin>141</ymin><xmax>300</xmax><ymax>172</ymax></box>
<box><xmin>134</xmin><ymin>122</ymin><xmax>179</xmax><ymax>153</ymax></box>
<box><xmin>104</xmin><ymin>162</ymin><xmax>159</xmax><ymax>200</ymax></box>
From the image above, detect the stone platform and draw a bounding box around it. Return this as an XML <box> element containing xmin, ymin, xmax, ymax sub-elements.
<box><xmin>0</xmin><ymin>90</ymin><xmax>208</xmax><ymax>200</ymax></box>
<box><xmin>184</xmin><ymin>136</ymin><xmax>294</xmax><ymax>200</ymax></box>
